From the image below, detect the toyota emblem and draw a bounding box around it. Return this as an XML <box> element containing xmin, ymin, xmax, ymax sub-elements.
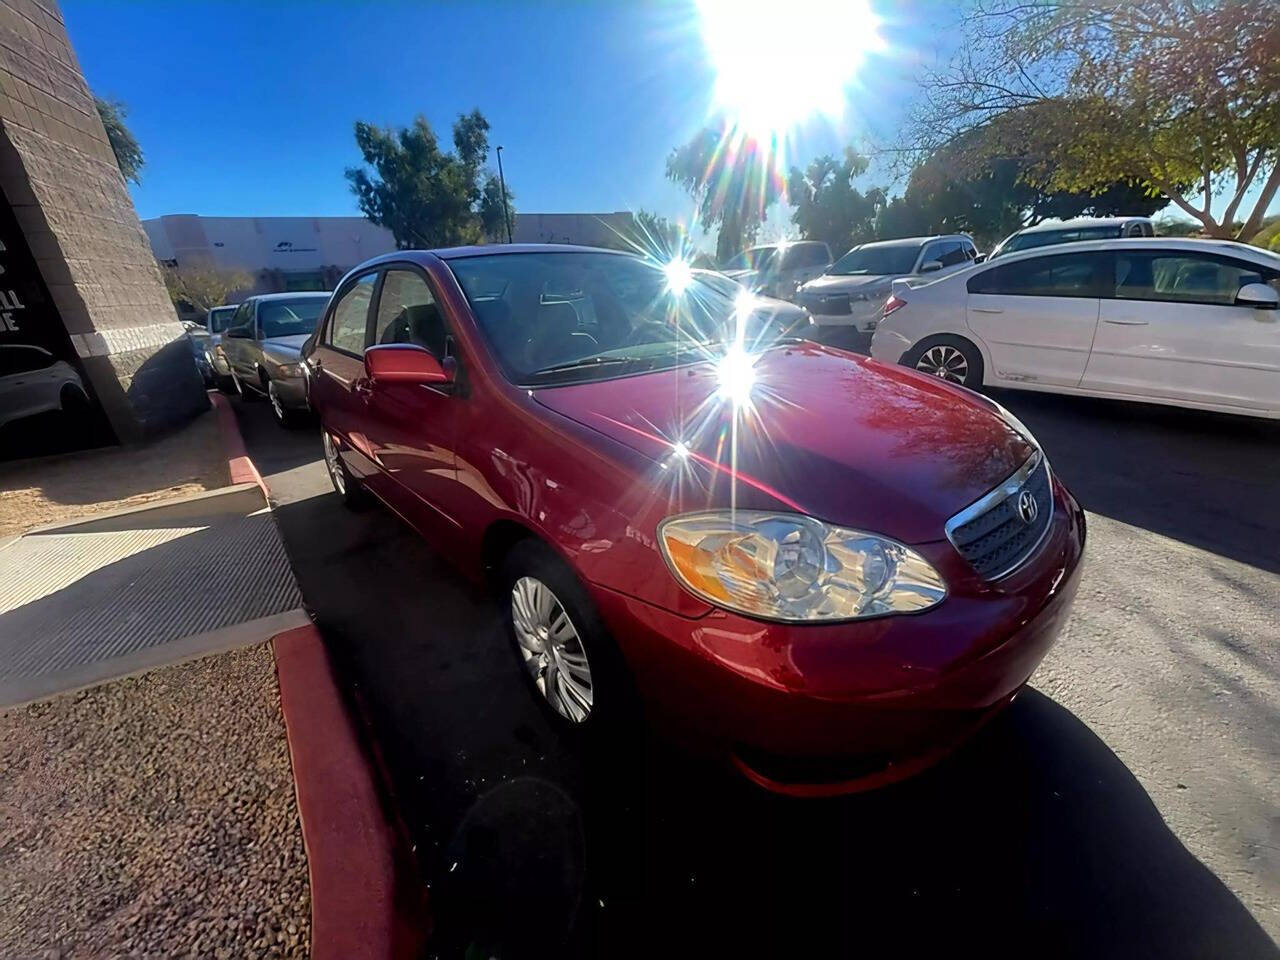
<box><xmin>1017</xmin><ymin>490</ymin><xmax>1039</xmax><ymax>525</ymax></box>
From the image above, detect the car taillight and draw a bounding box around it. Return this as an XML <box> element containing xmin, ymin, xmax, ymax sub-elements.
<box><xmin>883</xmin><ymin>293</ymin><xmax>907</xmax><ymax>317</ymax></box>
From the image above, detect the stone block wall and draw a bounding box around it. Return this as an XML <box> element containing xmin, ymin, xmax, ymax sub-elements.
<box><xmin>0</xmin><ymin>0</ymin><xmax>205</xmax><ymax>442</ymax></box>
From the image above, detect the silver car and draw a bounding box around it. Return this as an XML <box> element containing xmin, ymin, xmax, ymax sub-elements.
<box><xmin>186</xmin><ymin>304</ymin><xmax>238</xmax><ymax>388</ymax></box>
<box><xmin>220</xmin><ymin>292</ymin><xmax>330</xmax><ymax>427</ymax></box>
<box><xmin>721</xmin><ymin>240</ymin><xmax>832</xmax><ymax>300</ymax></box>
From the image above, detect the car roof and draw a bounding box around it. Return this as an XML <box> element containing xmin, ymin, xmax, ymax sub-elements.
<box><xmin>249</xmin><ymin>291</ymin><xmax>331</xmax><ymax>302</ymax></box>
<box><xmin>852</xmin><ymin>234</ymin><xmax>972</xmax><ymax>250</ymax></box>
<box><xmin>978</xmin><ymin>236</ymin><xmax>1280</xmax><ymax>267</ymax></box>
<box><xmin>1017</xmin><ymin>216</ymin><xmax>1153</xmax><ymax>234</ymax></box>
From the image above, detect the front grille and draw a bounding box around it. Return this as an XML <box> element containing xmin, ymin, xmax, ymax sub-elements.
<box><xmin>802</xmin><ymin>292</ymin><xmax>851</xmax><ymax>315</ymax></box>
<box><xmin>947</xmin><ymin>453</ymin><xmax>1053</xmax><ymax>579</ymax></box>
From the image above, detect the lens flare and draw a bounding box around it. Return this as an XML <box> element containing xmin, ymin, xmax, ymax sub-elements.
<box><xmin>696</xmin><ymin>0</ymin><xmax>884</xmax><ymax>139</ymax></box>
<box><xmin>664</xmin><ymin>258</ymin><xmax>694</xmax><ymax>296</ymax></box>
<box><xmin>716</xmin><ymin>346</ymin><xmax>757</xmax><ymax>406</ymax></box>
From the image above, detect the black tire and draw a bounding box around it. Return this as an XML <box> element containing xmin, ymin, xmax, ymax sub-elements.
<box><xmin>321</xmin><ymin>426</ymin><xmax>369</xmax><ymax>508</ymax></box>
<box><xmin>500</xmin><ymin>539</ymin><xmax>638</xmax><ymax>741</ymax></box>
<box><xmin>267</xmin><ymin>379</ymin><xmax>303</xmax><ymax>429</ymax></box>
<box><xmin>904</xmin><ymin>334</ymin><xmax>984</xmax><ymax>389</ymax></box>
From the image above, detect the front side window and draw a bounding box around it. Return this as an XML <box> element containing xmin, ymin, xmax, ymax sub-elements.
<box><xmin>227</xmin><ymin>300</ymin><xmax>254</xmax><ymax>335</ymax></box>
<box><xmin>448</xmin><ymin>252</ymin><xmax>754</xmax><ymax>385</ymax></box>
<box><xmin>968</xmin><ymin>252</ymin><xmax>1105</xmax><ymax>298</ymax></box>
<box><xmin>1006</xmin><ymin>225</ymin><xmax>1122</xmax><ymax>254</ymax></box>
<box><xmin>936</xmin><ymin>241</ymin><xmax>969</xmax><ymax>267</ymax></box>
<box><xmin>0</xmin><ymin>345</ymin><xmax>54</xmax><ymax>376</ymax></box>
<box><xmin>828</xmin><ymin>244</ymin><xmax>921</xmax><ymax>277</ymax></box>
<box><xmin>326</xmin><ymin>275</ymin><xmax>376</xmax><ymax>354</ymax></box>
<box><xmin>1115</xmin><ymin>252</ymin><xmax>1272</xmax><ymax>305</ymax></box>
<box><xmin>375</xmin><ymin>268</ymin><xmax>448</xmax><ymax>357</ymax></box>
<box><xmin>785</xmin><ymin>244</ymin><xmax>829</xmax><ymax>268</ymax></box>
<box><xmin>258</xmin><ymin>297</ymin><xmax>328</xmax><ymax>339</ymax></box>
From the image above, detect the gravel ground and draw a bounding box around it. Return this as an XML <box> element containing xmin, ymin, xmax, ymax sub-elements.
<box><xmin>0</xmin><ymin>407</ymin><xmax>230</xmax><ymax>540</ymax></box>
<box><xmin>0</xmin><ymin>643</ymin><xmax>311</xmax><ymax>959</ymax></box>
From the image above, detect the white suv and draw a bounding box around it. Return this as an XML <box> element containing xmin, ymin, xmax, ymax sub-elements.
<box><xmin>797</xmin><ymin>235</ymin><xmax>979</xmax><ymax>333</ymax></box>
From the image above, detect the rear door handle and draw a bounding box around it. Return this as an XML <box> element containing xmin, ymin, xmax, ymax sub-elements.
<box><xmin>971</xmin><ymin>307</ymin><xmax>1003</xmax><ymax>314</ymax></box>
<box><xmin>1103</xmin><ymin>318</ymin><xmax>1149</xmax><ymax>325</ymax></box>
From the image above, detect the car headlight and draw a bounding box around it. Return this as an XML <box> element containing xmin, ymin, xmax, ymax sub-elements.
<box><xmin>273</xmin><ymin>361</ymin><xmax>304</xmax><ymax>377</ymax></box>
<box><xmin>658</xmin><ymin>511</ymin><xmax>946</xmax><ymax>622</ymax></box>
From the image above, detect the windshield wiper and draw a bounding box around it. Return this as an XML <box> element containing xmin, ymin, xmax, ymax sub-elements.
<box><xmin>528</xmin><ymin>355</ymin><xmax>646</xmax><ymax>377</ymax></box>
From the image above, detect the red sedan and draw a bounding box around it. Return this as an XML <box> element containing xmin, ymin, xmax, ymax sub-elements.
<box><xmin>304</xmin><ymin>245</ymin><xmax>1085</xmax><ymax>796</ymax></box>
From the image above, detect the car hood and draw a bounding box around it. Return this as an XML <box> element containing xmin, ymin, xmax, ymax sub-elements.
<box><xmin>532</xmin><ymin>342</ymin><xmax>1034</xmax><ymax>544</ymax></box>
<box><xmin>260</xmin><ymin>333</ymin><xmax>310</xmax><ymax>360</ymax></box>
<box><xmin>800</xmin><ymin>274</ymin><xmax>896</xmax><ymax>295</ymax></box>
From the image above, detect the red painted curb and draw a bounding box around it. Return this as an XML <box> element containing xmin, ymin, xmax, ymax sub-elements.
<box><xmin>273</xmin><ymin>626</ymin><xmax>427</xmax><ymax>960</ymax></box>
<box><xmin>208</xmin><ymin>391</ymin><xmax>268</xmax><ymax>495</ymax></box>
<box><xmin>212</xmin><ymin>392</ymin><xmax>427</xmax><ymax>958</ymax></box>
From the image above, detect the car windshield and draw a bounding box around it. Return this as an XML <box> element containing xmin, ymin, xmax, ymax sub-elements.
<box><xmin>828</xmin><ymin>244</ymin><xmax>921</xmax><ymax>276</ymax></box>
<box><xmin>258</xmin><ymin>298</ymin><xmax>326</xmax><ymax>338</ymax></box>
<box><xmin>207</xmin><ymin>306</ymin><xmax>236</xmax><ymax>333</ymax></box>
<box><xmin>723</xmin><ymin>246</ymin><xmax>777</xmax><ymax>271</ymax></box>
<box><xmin>448</xmin><ymin>252</ymin><xmax>780</xmax><ymax>385</ymax></box>
<box><xmin>1005</xmin><ymin>225</ymin><xmax>1122</xmax><ymax>252</ymax></box>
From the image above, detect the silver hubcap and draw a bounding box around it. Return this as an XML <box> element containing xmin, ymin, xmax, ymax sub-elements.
<box><xmin>511</xmin><ymin>577</ymin><xmax>593</xmax><ymax>723</ymax></box>
<box><xmin>269</xmin><ymin>381</ymin><xmax>285</xmax><ymax>419</ymax></box>
<box><xmin>917</xmin><ymin>345</ymin><xmax>968</xmax><ymax>383</ymax></box>
<box><xmin>322</xmin><ymin>430</ymin><xmax>345</xmax><ymax>495</ymax></box>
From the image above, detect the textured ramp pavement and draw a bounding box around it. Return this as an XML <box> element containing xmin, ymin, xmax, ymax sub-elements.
<box><xmin>0</xmin><ymin>486</ymin><xmax>304</xmax><ymax>706</ymax></box>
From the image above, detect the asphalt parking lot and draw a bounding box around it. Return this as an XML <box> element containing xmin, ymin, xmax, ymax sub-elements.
<box><xmin>232</xmin><ymin>378</ymin><xmax>1280</xmax><ymax>959</ymax></box>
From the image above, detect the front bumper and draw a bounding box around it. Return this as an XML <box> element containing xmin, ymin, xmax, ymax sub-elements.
<box><xmin>590</xmin><ymin>479</ymin><xmax>1086</xmax><ymax>796</ymax></box>
<box><xmin>807</xmin><ymin>300</ymin><xmax>882</xmax><ymax>331</ymax></box>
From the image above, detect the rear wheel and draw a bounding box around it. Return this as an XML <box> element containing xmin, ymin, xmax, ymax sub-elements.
<box><xmin>501</xmin><ymin>539</ymin><xmax>637</xmax><ymax>739</ymax></box>
<box><xmin>906</xmin><ymin>335</ymin><xmax>984</xmax><ymax>388</ymax></box>
<box><xmin>322</xmin><ymin>427</ymin><xmax>368</xmax><ymax>508</ymax></box>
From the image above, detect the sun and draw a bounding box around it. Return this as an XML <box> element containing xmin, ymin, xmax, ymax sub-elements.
<box><xmin>696</xmin><ymin>0</ymin><xmax>884</xmax><ymax>140</ymax></box>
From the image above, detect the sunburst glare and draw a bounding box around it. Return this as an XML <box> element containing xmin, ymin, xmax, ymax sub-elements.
<box><xmin>696</xmin><ymin>0</ymin><xmax>884</xmax><ymax>142</ymax></box>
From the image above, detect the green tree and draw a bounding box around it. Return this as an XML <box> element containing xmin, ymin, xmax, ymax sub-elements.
<box><xmin>666</xmin><ymin>119</ymin><xmax>784</xmax><ymax>263</ymax></box>
<box><xmin>346</xmin><ymin>109</ymin><xmax>514</xmax><ymax>248</ymax></box>
<box><xmin>786</xmin><ymin>149</ymin><xmax>885</xmax><ymax>256</ymax></box>
<box><xmin>162</xmin><ymin>264</ymin><xmax>253</xmax><ymax>315</ymax></box>
<box><xmin>911</xmin><ymin>0</ymin><xmax>1280</xmax><ymax>241</ymax></box>
<box><xmin>95</xmin><ymin>96</ymin><xmax>143</xmax><ymax>185</ymax></box>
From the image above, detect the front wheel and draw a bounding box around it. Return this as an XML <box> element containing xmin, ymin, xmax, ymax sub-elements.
<box><xmin>905</xmin><ymin>336</ymin><xmax>984</xmax><ymax>388</ymax></box>
<box><xmin>268</xmin><ymin>380</ymin><xmax>303</xmax><ymax>428</ymax></box>
<box><xmin>501</xmin><ymin>540</ymin><xmax>637</xmax><ymax>738</ymax></box>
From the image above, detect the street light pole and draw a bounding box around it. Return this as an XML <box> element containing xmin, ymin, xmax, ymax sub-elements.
<box><xmin>495</xmin><ymin>146</ymin><xmax>513</xmax><ymax>244</ymax></box>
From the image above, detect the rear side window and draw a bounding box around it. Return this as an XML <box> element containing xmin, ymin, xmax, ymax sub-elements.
<box><xmin>968</xmin><ymin>252</ymin><xmax>1105</xmax><ymax>298</ymax></box>
<box><xmin>1114</xmin><ymin>252</ymin><xmax>1272</xmax><ymax>305</ymax></box>
<box><xmin>326</xmin><ymin>273</ymin><xmax>376</xmax><ymax>354</ymax></box>
<box><xmin>375</xmin><ymin>268</ymin><xmax>449</xmax><ymax>357</ymax></box>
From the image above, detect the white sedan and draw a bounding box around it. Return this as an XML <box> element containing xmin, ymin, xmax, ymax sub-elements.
<box><xmin>869</xmin><ymin>237</ymin><xmax>1280</xmax><ymax>419</ymax></box>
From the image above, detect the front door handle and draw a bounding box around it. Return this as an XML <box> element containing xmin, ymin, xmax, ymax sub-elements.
<box><xmin>1103</xmin><ymin>318</ymin><xmax>1149</xmax><ymax>325</ymax></box>
<box><xmin>354</xmin><ymin>377</ymin><xmax>374</xmax><ymax>400</ymax></box>
<box><xmin>971</xmin><ymin>307</ymin><xmax>1004</xmax><ymax>314</ymax></box>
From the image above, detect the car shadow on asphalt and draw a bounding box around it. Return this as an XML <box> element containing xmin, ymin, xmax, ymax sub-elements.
<box><xmin>264</xmin><ymin>492</ymin><xmax>1278</xmax><ymax>960</ymax></box>
<box><xmin>983</xmin><ymin>388</ymin><xmax>1280</xmax><ymax>575</ymax></box>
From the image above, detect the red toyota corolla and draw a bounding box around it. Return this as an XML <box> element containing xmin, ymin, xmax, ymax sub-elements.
<box><xmin>304</xmin><ymin>245</ymin><xmax>1085</xmax><ymax>796</ymax></box>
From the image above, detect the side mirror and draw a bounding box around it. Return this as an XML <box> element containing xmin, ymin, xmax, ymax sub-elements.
<box><xmin>364</xmin><ymin>344</ymin><xmax>451</xmax><ymax>385</ymax></box>
<box><xmin>1236</xmin><ymin>282</ymin><xmax>1279</xmax><ymax>309</ymax></box>
<box><xmin>182</xmin><ymin>319</ymin><xmax>202</xmax><ymax>333</ymax></box>
<box><xmin>225</xmin><ymin>326</ymin><xmax>249</xmax><ymax>339</ymax></box>
<box><xmin>973</xmin><ymin>254</ymin><xmax>987</xmax><ymax>264</ymax></box>
<box><xmin>920</xmin><ymin>260</ymin><xmax>943</xmax><ymax>274</ymax></box>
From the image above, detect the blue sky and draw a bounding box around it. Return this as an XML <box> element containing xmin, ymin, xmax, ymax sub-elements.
<box><xmin>62</xmin><ymin>0</ymin><xmax>943</xmax><ymax>234</ymax></box>
<box><xmin>62</xmin><ymin>1</ymin><xmax>1271</xmax><ymax>240</ymax></box>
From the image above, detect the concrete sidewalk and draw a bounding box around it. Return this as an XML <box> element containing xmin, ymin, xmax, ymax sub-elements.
<box><xmin>0</xmin><ymin>480</ymin><xmax>306</xmax><ymax>707</ymax></box>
